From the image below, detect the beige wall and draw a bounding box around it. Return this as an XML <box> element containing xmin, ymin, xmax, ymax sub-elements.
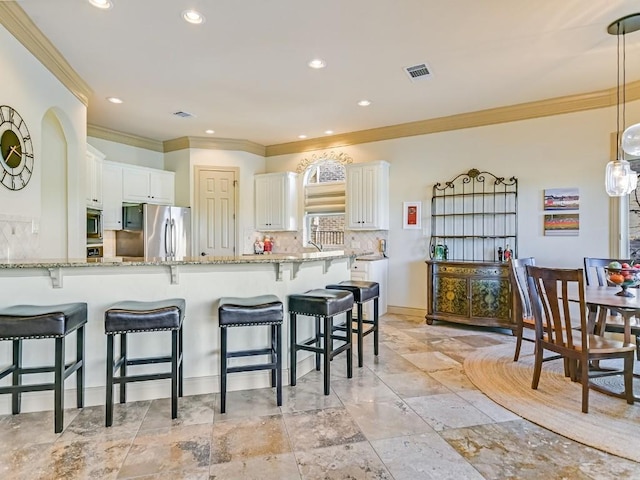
<box><xmin>87</xmin><ymin>137</ymin><xmax>165</xmax><ymax>170</ymax></box>
<box><xmin>0</xmin><ymin>24</ymin><xmax>86</xmax><ymax>260</ymax></box>
<box><xmin>266</xmin><ymin>102</ymin><xmax>640</xmax><ymax>310</ymax></box>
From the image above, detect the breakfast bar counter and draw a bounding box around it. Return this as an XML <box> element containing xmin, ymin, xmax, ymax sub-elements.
<box><xmin>0</xmin><ymin>251</ymin><xmax>356</xmax><ymax>414</ymax></box>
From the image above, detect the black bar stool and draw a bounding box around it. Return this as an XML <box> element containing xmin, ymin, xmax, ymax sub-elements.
<box><xmin>325</xmin><ymin>280</ymin><xmax>380</xmax><ymax>367</ymax></box>
<box><xmin>289</xmin><ymin>289</ymin><xmax>354</xmax><ymax>395</ymax></box>
<box><xmin>218</xmin><ymin>295</ymin><xmax>283</xmax><ymax>414</ymax></box>
<box><xmin>0</xmin><ymin>303</ymin><xmax>87</xmax><ymax>433</ymax></box>
<box><xmin>104</xmin><ymin>298</ymin><xmax>185</xmax><ymax>427</ymax></box>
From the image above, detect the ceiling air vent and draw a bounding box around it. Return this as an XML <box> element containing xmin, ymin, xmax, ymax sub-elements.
<box><xmin>404</xmin><ymin>63</ymin><xmax>432</xmax><ymax>82</ymax></box>
<box><xmin>172</xmin><ymin>111</ymin><xmax>195</xmax><ymax>118</ymax></box>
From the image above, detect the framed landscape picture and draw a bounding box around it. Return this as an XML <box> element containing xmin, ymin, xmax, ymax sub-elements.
<box><xmin>544</xmin><ymin>188</ymin><xmax>579</xmax><ymax>210</ymax></box>
<box><xmin>544</xmin><ymin>213</ymin><xmax>579</xmax><ymax>236</ymax></box>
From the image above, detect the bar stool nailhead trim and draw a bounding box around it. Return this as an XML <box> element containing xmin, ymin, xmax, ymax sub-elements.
<box><xmin>104</xmin><ymin>299</ymin><xmax>185</xmax><ymax>427</ymax></box>
<box><xmin>289</xmin><ymin>289</ymin><xmax>354</xmax><ymax>395</ymax></box>
<box><xmin>325</xmin><ymin>281</ymin><xmax>380</xmax><ymax>367</ymax></box>
<box><xmin>218</xmin><ymin>295</ymin><xmax>283</xmax><ymax>414</ymax></box>
<box><xmin>0</xmin><ymin>303</ymin><xmax>87</xmax><ymax>433</ymax></box>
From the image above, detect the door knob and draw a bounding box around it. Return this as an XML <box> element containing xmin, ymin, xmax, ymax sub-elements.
<box><xmin>201</xmin><ymin>252</ymin><xmax>206</xmax><ymax>256</ymax></box>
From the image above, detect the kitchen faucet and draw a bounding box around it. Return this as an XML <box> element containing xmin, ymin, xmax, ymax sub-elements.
<box><xmin>308</xmin><ymin>240</ymin><xmax>323</xmax><ymax>252</ymax></box>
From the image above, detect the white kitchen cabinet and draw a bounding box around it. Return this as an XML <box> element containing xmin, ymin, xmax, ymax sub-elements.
<box><xmin>346</xmin><ymin>161</ymin><xmax>389</xmax><ymax>230</ymax></box>
<box><xmin>86</xmin><ymin>144</ymin><xmax>104</xmax><ymax>209</ymax></box>
<box><xmin>102</xmin><ymin>161</ymin><xmax>123</xmax><ymax>230</ymax></box>
<box><xmin>122</xmin><ymin>165</ymin><xmax>175</xmax><ymax>205</ymax></box>
<box><xmin>351</xmin><ymin>256</ymin><xmax>388</xmax><ymax>318</ymax></box>
<box><xmin>255</xmin><ymin>172</ymin><xmax>298</xmax><ymax>231</ymax></box>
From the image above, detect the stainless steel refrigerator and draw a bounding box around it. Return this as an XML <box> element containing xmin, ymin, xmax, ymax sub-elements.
<box><xmin>116</xmin><ymin>204</ymin><xmax>191</xmax><ymax>258</ymax></box>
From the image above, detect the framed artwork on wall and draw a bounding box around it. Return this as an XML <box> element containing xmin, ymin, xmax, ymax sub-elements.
<box><xmin>403</xmin><ymin>201</ymin><xmax>421</xmax><ymax>229</ymax></box>
<box><xmin>544</xmin><ymin>213</ymin><xmax>579</xmax><ymax>236</ymax></box>
<box><xmin>544</xmin><ymin>188</ymin><xmax>579</xmax><ymax>210</ymax></box>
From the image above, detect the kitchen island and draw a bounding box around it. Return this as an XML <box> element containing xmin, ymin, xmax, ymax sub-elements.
<box><xmin>0</xmin><ymin>251</ymin><xmax>356</xmax><ymax>415</ymax></box>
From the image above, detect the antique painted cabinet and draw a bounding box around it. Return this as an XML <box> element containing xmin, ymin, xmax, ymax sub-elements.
<box><xmin>425</xmin><ymin>260</ymin><xmax>516</xmax><ymax>331</ymax></box>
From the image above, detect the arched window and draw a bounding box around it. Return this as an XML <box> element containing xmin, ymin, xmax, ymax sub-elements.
<box><xmin>297</xmin><ymin>152</ymin><xmax>353</xmax><ymax>249</ymax></box>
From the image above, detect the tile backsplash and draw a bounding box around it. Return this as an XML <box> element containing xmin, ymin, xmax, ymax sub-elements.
<box><xmin>0</xmin><ymin>214</ymin><xmax>39</xmax><ymax>261</ymax></box>
<box><xmin>246</xmin><ymin>229</ymin><xmax>388</xmax><ymax>255</ymax></box>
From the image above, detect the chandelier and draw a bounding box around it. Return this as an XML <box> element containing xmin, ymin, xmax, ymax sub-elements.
<box><xmin>605</xmin><ymin>13</ymin><xmax>640</xmax><ymax>197</ymax></box>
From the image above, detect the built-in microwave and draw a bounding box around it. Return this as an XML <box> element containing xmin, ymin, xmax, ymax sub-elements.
<box><xmin>86</xmin><ymin>207</ymin><xmax>103</xmax><ymax>243</ymax></box>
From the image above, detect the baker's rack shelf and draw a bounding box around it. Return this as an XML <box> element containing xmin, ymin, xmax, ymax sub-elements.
<box><xmin>429</xmin><ymin>168</ymin><xmax>518</xmax><ymax>262</ymax></box>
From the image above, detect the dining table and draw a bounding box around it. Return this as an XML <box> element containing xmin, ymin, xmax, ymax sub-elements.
<box><xmin>567</xmin><ymin>285</ymin><xmax>640</xmax><ymax>344</ymax></box>
<box><xmin>566</xmin><ymin>284</ymin><xmax>640</xmax><ymax>401</ymax></box>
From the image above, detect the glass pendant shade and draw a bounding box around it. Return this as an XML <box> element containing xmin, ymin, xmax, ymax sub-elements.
<box><xmin>622</xmin><ymin>123</ymin><xmax>640</xmax><ymax>156</ymax></box>
<box><xmin>605</xmin><ymin>159</ymin><xmax>636</xmax><ymax>196</ymax></box>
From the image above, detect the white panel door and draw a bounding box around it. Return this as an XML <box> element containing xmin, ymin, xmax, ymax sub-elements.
<box><xmin>198</xmin><ymin>169</ymin><xmax>237</xmax><ymax>256</ymax></box>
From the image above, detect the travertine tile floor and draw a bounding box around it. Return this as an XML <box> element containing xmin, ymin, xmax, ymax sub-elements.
<box><xmin>2</xmin><ymin>313</ymin><xmax>640</xmax><ymax>479</ymax></box>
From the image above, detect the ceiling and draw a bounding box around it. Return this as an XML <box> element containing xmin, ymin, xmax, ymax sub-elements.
<box><xmin>12</xmin><ymin>0</ymin><xmax>640</xmax><ymax>147</ymax></box>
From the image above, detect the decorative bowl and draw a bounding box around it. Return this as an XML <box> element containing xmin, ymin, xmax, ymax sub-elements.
<box><xmin>605</xmin><ymin>266</ymin><xmax>640</xmax><ymax>297</ymax></box>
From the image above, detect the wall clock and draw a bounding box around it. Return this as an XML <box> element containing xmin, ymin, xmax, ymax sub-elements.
<box><xmin>0</xmin><ymin>105</ymin><xmax>34</xmax><ymax>191</ymax></box>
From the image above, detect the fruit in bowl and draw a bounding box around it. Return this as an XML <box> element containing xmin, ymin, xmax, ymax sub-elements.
<box><xmin>606</xmin><ymin>261</ymin><xmax>640</xmax><ymax>296</ymax></box>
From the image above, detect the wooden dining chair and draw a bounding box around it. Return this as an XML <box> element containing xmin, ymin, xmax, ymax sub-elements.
<box><xmin>510</xmin><ymin>257</ymin><xmax>537</xmax><ymax>361</ymax></box>
<box><xmin>526</xmin><ymin>265</ymin><xmax>635</xmax><ymax>413</ymax></box>
<box><xmin>583</xmin><ymin>257</ymin><xmax>640</xmax><ymax>360</ymax></box>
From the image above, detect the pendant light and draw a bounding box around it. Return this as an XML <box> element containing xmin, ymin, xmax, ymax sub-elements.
<box><xmin>605</xmin><ymin>13</ymin><xmax>640</xmax><ymax>197</ymax></box>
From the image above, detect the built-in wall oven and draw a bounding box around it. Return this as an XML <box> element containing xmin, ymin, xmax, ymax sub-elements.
<box><xmin>86</xmin><ymin>207</ymin><xmax>103</xmax><ymax>244</ymax></box>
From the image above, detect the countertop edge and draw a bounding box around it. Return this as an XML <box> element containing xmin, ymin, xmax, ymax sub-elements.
<box><xmin>0</xmin><ymin>251</ymin><xmax>369</xmax><ymax>270</ymax></box>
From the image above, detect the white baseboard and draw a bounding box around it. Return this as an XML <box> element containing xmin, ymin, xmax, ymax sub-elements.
<box><xmin>387</xmin><ymin>305</ymin><xmax>427</xmax><ymax>317</ymax></box>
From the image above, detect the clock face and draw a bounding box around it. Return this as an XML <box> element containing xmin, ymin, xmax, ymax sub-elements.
<box><xmin>0</xmin><ymin>105</ymin><xmax>34</xmax><ymax>191</ymax></box>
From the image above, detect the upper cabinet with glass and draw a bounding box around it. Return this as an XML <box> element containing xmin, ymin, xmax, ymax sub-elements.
<box><xmin>346</xmin><ymin>161</ymin><xmax>390</xmax><ymax>230</ymax></box>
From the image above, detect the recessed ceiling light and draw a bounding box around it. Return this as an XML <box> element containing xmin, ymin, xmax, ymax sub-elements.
<box><xmin>298</xmin><ymin>134</ymin><xmax>307</xmax><ymax>139</ymax></box>
<box><xmin>308</xmin><ymin>59</ymin><xmax>326</xmax><ymax>69</ymax></box>
<box><xmin>182</xmin><ymin>9</ymin><xmax>205</xmax><ymax>24</ymax></box>
<box><xmin>205</xmin><ymin>129</ymin><xmax>215</xmax><ymax>134</ymax></box>
<box><xmin>324</xmin><ymin>130</ymin><xmax>334</xmax><ymax>135</ymax></box>
<box><xmin>106</xmin><ymin>97</ymin><xmax>123</xmax><ymax>104</ymax></box>
<box><xmin>88</xmin><ymin>0</ymin><xmax>113</xmax><ymax>9</ymax></box>
<box><xmin>357</xmin><ymin>100</ymin><xmax>371</xmax><ymax>107</ymax></box>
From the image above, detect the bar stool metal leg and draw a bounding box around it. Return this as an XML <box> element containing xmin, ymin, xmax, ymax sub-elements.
<box><xmin>12</xmin><ymin>339</ymin><xmax>21</xmax><ymax>414</ymax></box>
<box><xmin>323</xmin><ymin>315</ymin><xmax>331</xmax><ymax>395</ymax></box>
<box><xmin>356</xmin><ymin>303</ymin><xmax>364</xmax><ymax>367</ymax></box>
<box><xmin>346</xmin><ymin>310</ymin><xmax>353</xmax><ymax>379</ymax></box>
<box><xmin>54</xmin><ymin>336</ymin><xmax>65</xmax><ymax>433</ymax></box>
<box><xmin>106</xmin><ymin>334</ymin><xmax>114</xmax><ymax>427</ymax></box>
<box><xmin>270</xmin><ymin>324</ymin><xmax>277</xmax><ymax>388</ymax></box>
<box><xmin>171</xmin><ymin>329</ymin><xmax>179</xmax><ymax>419</ymax></box>
<box><xmin>315</xmin><ymin>316</ymin><xmax>321</xmax><ymax>371</ymax></box>
<box><xmin>76</xmin><ymin>325</ymin><xmax>85</xmax><ymax>408</ymax></box>
<box><xmin>220</xmin><ymin>327</ymin><xmax>228</xmax><ymax>413</ymax></box>
<box><xmin>373</xmin><ymin>298</ymin><xmax>379</xmax><ymax>356</ymax></box>
<box><xmin>119</xmin><ymin>333</ymin><xmax>127</xmax><ymax>404</ymax></box>
<box><xmin>179</xmin><ymin>324</ymin><xmax>184</xmax><ymax>397</ymax></box>
<box><xmin>276</xmin><ymin>323</ymin><xmax>282</xmax><ymax>406</ymax></box>
<box><xmin>290</xmin><ymin>313</ymin><xmax>297</xmax><ymax>386</ymax></box>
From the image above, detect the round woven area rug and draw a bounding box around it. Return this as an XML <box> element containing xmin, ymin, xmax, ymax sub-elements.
<box><xmin>464</xmin><ymin>343</ymin><xmax>640</xmax><ymax>462</ymax></box>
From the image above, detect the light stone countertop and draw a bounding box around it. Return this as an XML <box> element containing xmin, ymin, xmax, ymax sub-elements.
<box><xmin>0</xmin><ymin>250</ymin><xmax>368</xmax><ymax>270</ymax></box>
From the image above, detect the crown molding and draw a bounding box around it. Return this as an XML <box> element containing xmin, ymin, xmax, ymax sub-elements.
<box><xmin>87</xmin><ymin>124</ymin><xmax>164</xmax><ymax>152</ymax></box>
<box><xmin>0</xmin><ymin>2</ymin><xmax>92</xmax><ymax>106</ymax></box>
<box><xmin>163</xmin><ymin>136</ymin><xmax>266</xmax><ymax>156</ymax></box>
<box><xmin>5</xmin><ymin>0</ymin><xmax>639</xmax><ymax>158</ymax></box>
<box><xmin>266</xmin><ymin>81</ymin><xmax>640</xmax><ymax>157</ymax></box>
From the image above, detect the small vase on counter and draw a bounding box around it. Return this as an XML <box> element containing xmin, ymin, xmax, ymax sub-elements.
<box><xmin>263</xmin><ymin>236</ymin><xmax>273</xmax><ymax>254</ymax></box>
<box><xmin>253</xmin><ymin>239</ymin><xmax>264</xmax><ymax>254</ymax></box>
